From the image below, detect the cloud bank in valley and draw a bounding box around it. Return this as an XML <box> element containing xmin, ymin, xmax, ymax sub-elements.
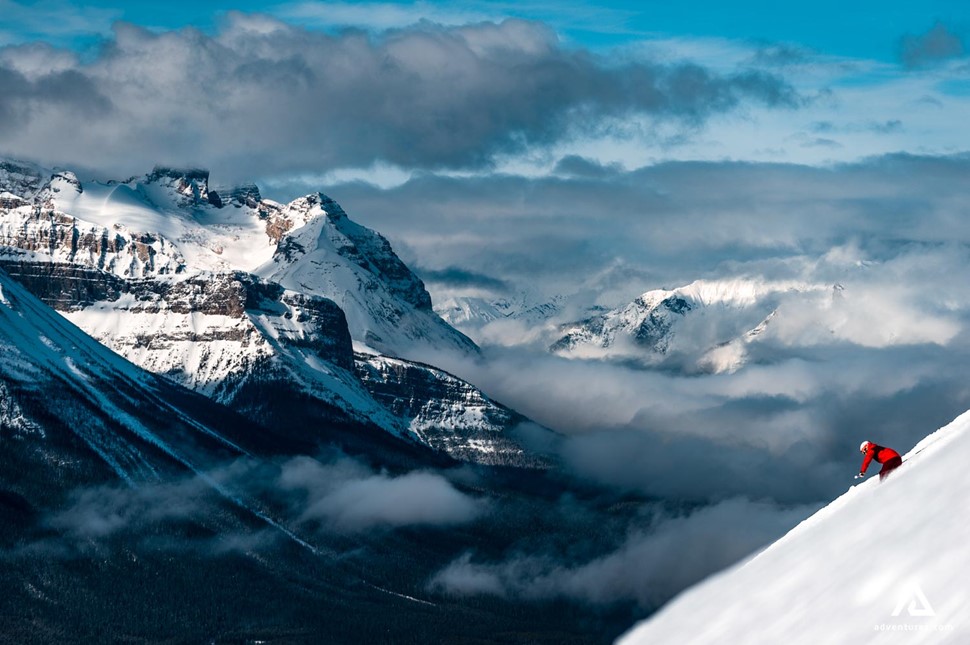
<box><xmin>41</xmin><ymin>454</ymin><xmax>483</xmax><ymax>552</ymax></box>
<box><xmin>278</xmin><ymin>456</ymin><xmax>482</xmax><ymax>531</ymax></box>
<box><xmin>367</xmin><ymin>154</ymin><xmax>970</xmax><ymax>512</ymax></box>
<box><xmin>431</xmin><ymin>497</ymin><xmax>817</xmax><ymax>608</ymax></box>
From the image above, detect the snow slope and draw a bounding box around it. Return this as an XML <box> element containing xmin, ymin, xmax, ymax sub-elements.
<box><xmin>0</xmin><ymin>266</ymin><xmax>247</xmax><ymax>483</ymax></box>
<box><xmin>618</xmin><ymin>411</ymin><xmax>970</xmax><ymax>644</ymax></box>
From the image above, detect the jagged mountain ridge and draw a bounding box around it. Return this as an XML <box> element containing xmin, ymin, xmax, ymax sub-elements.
<box><xmin>551</xmin><ymin>279</ymin><xmax>832</xmax><ymax>372</ymax></box>
<box><xmin>355</xmin><ymin>353</ymin><xmax>540</xmax><ymax>466</ymax></box>
<box><xmin>0</xmin><ymin>158</ymin><xmax>533</xmax><ymax>466</ymax></box>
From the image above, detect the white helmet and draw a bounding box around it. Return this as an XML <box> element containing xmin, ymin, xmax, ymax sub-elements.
<box><xmin>860</xmin><ymin>441</ymin><xmax>871</xmax><ymax>453</ymax></box>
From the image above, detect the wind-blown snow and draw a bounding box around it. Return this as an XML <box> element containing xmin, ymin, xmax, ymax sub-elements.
<box><xmin>618</xmin><ymin>410</ymin><xmax>970</xmax><ymax>644</ymax></box>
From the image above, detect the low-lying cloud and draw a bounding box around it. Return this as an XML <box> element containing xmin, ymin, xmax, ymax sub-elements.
<box><xmin>430</xmin><ymin>497</ymin><xmax>816</xmax><ymax>608</ymax></box>
<box><xmin>44</xmin><ymin>454</ymin><xmax>483</xmax><ymax>550</ymax></box>
<box><xmin>279</xmin><ymin>456</ymin><xmax>482</xmax><ymax>531</ymax></box>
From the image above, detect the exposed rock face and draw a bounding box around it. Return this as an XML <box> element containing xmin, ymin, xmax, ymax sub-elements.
<box><xmin>553</xmin><ymin>293</ymin><xmax>695</xmax><ymax>355</ymax></box>
<box><xmin>0</xmin><ymin>204</ymin><xmax>186</xmax><ymax>278</ymax></box>
<box><xmin>221</xmin><ymin>183</ymin><xmax>262</xmax><ymax>209</ymax></box>
<box><xmin>0</xmin><ymin>157</ymin><xmax>532</xmax><ymax>466</ymax></box>
<box><xmin>0</xmin><ymin>258</ymin><xmax>125</xmax><ymax>309</ymax></box>
<box><xmin>355</xmin><ymin>354</ymin><xmax>544</xmax><ymax>467</ymax></box>
<box><xmin>0</xmin><ymin>160</ymin><xmax>47</xmax><ymax>200</ymax></box>
<box><xmin>145</xmin><ymin>166</ymin><xmax>216</xmax><ymax>207</ymax></box>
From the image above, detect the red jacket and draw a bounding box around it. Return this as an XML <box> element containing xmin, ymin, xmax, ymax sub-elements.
<box><xmin>860</xmin><ymin>443</ymin><xmax>901</xmax><ymax>474</ymax></box>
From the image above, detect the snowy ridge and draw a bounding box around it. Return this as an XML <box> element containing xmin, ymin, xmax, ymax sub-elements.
<box><xmin>619</xmin><ymin>411</ymin><xmax>970</xmax><ymax>644</ymax></box>
<box><xmin>0</xmin><ymin>159</ymin><xmax>474</xmax><ymax>356</ymax></box>
<box><xmin>355</xmin><ymin>353</ymin><xmax>542</xmax><ymax>467</ymax></box>
<box><xmin>552</xmin><ymin>278</ymin><xmax>829</xmax><ymax>369</ymax></box>
<box><xmin>434</xmin><ymin>293</ymin><xmax>568</xmax><ymax>349</ymax></box>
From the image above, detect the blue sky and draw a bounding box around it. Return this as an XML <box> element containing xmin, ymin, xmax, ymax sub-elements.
<box><xmin>3</xmin><ymin>0</ymin><xmax>967</xmax><ymax>61</ymax></box>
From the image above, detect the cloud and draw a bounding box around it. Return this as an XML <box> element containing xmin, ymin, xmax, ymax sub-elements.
<box><xmin>0</xmin><ymin>14</ymin><xmax>800</xmax><ymax>180</ymax></box>
<box><xmin>273</xmin><ymin>1</ymin><xmax>495</xmax><ymax>31</ymax></box>
<box><xmin>410</xmin><ymin>240</ymin><xmax>970</xmax><ymax>505</ymax></box>
<box><xmin>0</xmin><ymin>42</ymin><xmax>78</xmax><ymax>79</ymax></box>
<box><xmin>900</xmin><ymin>22</ymin><xmax>966</xmax><ymax>69</ymax></box>
<box><xmin>418</xmin><ymin>266</ymin><xmax>509</xmax><ymax>292</ymax></box>
<box><xmin>430</xmin><ymin>497</ymin><xmax>816</xmax><ymax>608</ymax></box>
<box><xmin>46</xmin><ymin>476</ymin><xmax>215</xmax><ymax>540</ymax></box>
<box><xmin>747</xmin><ymin>43</ymin><xmax>813</xmax><ymax>68</ymax></box>
<box><xmin>0</xmin><ymin>0</ymin><xmax>119</xmax><ymax>47</ymax></box>
<box><xmin>43</xmin><ymin>454</ymin><xmax>481</xmax><ymax>552</ymax></box>
<box><xmin>553</xmin><ymin>154</ymin><xmax>624</xmax><ymax>178</ymax></box>
<box><xmin>327</xmin><ymin>154</ymin><xmax>970</xmax><ymax>311</ymax></box>
<box><xmin>278</xmin><ymin>456</ymin><xmax>482</xmax><ymax>531</ymax></box>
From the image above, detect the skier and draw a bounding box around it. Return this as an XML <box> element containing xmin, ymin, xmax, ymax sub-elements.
<box><xmin>857</xmin><ymin>440</ymin><xmax>902</xmax><ymax>480</ymax></box>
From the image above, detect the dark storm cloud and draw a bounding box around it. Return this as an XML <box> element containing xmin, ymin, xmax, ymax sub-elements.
<box><xmin>0</xmin><ymin>13</ymin><xmax>801</xmax><ymax>180</ymax></box>
<box><xmin>899</xmin><ymin>22</ymin><xmax>966</xmax><ymax>69</ymax></box>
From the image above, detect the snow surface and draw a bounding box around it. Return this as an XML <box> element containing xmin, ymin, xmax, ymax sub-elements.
<box><xmin>618</xmin><ymin>411</ymin><xmax>970</xmax><ymax>644</ymax></box>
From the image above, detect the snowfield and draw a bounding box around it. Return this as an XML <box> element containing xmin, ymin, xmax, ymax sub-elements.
<box><xmin>618</xmin><ymin>410</ymin><xmax>970</xmax><ymax>644</ymax></box>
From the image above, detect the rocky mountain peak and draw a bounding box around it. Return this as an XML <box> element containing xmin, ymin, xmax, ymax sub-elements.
<box><xmin>145</xmin><ymin>166</ymin><xmax>217</xmax><ymax>207</ymax></box>
<box><xmin>0</xmin><ymin>159</ymin><xmax>47</xmax><ymax>200</ymax></box>
<box><xmin>221</xmin><ymin>183</ymin><xmax>263</xmax><ymax>209</ymax></box>
<box><xmin>36</xmin><ymin>171</ymin><xmax>83</xmax><ymax>206</ymax></box>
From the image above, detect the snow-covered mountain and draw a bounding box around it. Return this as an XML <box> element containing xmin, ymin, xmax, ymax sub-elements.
<box><xmin>0</xmin><ymin>158</ymin><xmax>534</xmax><ymax>466</ymax></box>
<box><xmin>435</xmin><ymin>293</ymin><xmax>570</xmax><ymax>348</ymax></box>
<box><xmin>258</xmin><ymin>194</ymin><xmax>477</xmax><ymax>356</ymax></box>
<box><xmin>551</xmin><ymin>279</ymin><xmax>831</xmax><ymax>372</ymax></box>
<box><xmin>0</xmin><ymin>265</ymin><xmax>254</xmax><ymax>485</ymax></box>
<box><xmin>355</xmin><ymin>353</ymin><xmax>541</xmax><ymax>466</ymax></box>
<box><xmin>619</xmin><ymin>411</ymin><xmax>970</xmax><ymax>644</ymax></box>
